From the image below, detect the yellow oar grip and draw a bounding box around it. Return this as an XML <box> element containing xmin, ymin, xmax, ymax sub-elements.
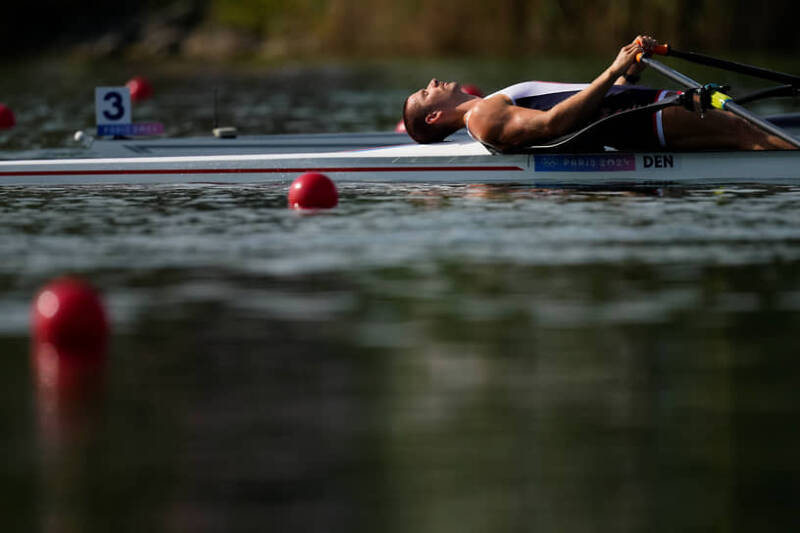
<box><xmin>710</xmin><ymin>91</ymin><xmax>732</xmax><ymax>110</ymax></box>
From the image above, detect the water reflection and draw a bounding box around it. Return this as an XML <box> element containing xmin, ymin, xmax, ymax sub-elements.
<box><xmin>4</xmin><ymin>262</ymin><xmax>799</xmax><ymax>531</ymax></box>
<box><xmin>22</xmin><ymin>261</ymin><xmax>800</xmax><ymax>531</ymax></box>
<box><xmin>32</xmin><ymin>342</ymin><xmax>106</xmax><ymax>451</ymax></box>
<box><xmin>32</xmin><ymin>341</ymin><xmax>107</xmax><ymax>533</ymax></box>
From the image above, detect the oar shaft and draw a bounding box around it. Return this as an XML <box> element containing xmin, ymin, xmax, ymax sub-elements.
<box><xmin>639</xmin><ymin>56</ymin><xmax>800</xmax><ymax>148</ymax></box>
<box><xmin>666</xmin><ymin>48</ymin><xmax>800</xmax><ymax>87</ymax></box>
<box><xmin>639</xmin><ymin>56</ymin><xmax>702</xmax><ymax>87</ymax></box>
<box><xmin>723</xmin><ymin>101</ymin><xmax>800</xmax><ymax>148</ymax></box>
<box><xmin>735</xmin><ymin>85</ymin><xmax>797</xmax><ymax>105</ymax></box>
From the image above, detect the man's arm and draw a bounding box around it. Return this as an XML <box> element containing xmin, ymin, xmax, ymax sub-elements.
<box><xmin>615</xmin><ymin>63</ymin><xmax>645</xmax><ymax>85</ymax></box>
<box><xmin>615</xmin><ymin>35</ymin><xmax>655</xmax><ymax>85</ymax></box>
<box><xmin>468</xmin><ymin>37</ymin><xmax>652</xmax><ymax>151</ymax></box>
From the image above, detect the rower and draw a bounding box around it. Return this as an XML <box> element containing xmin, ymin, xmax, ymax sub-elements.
<box><xmin>402</xmin><ymin>35</ymin><xmax>798</xmax><ymax>152</ymax></box>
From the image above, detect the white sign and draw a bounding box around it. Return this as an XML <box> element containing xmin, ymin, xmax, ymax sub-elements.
<box><xmin>95</xmin><ymin>87</ymin><xmax>131</xmax><ymax>127</ymax></box>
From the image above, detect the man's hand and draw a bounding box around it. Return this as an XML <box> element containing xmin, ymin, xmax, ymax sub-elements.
<box><xmin>635</xmin><ymin>35</ymin><xmax>657</xmax><ymax>54</ymax></box>
<box><xmin>609</xmin><ymin>41</ymin><xmax>643</xmax><ymax>79</ymax></box>
<box><xmin>613</xmin><ymin>35</ymin><xmax>657</xmax><ymax>84</ymax></box>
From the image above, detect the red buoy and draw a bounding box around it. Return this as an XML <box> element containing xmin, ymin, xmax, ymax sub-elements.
<box><xmin>461</xmin><ymin>84</ymin><xmax>484</xmax><ymax>97</ymax></box>
<box><xmin>126</xmin><ymin>76</ymin><xmax>153</xmax><ymax>102</ymax></box>
<box><xmin>31</xmin><ymin>277</ymin><xmax>109</xmax><ymax>352</ymax></box>
<box><xmin>288</xmin><ymin>172</ymin><xmax>338</xmax><ymax>209</ymax></box>
<box><xmin>0</xmin><ymin>103</ymin><xmax>15</xmax><ymax>129</ymax></box>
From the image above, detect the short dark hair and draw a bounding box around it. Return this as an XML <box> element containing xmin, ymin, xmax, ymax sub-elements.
<box><xmin>402</xmin><ymin>96</ymin><xmax>460</xmax><ymax>144</ymax></box>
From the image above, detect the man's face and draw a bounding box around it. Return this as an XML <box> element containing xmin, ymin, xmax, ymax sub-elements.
<box><xmin>408</xmin><ymin>78</ymin><xmax>463</xmax><ymax>119</ymax></box>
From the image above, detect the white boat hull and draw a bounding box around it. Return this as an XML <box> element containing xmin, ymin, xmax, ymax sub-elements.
<box><xmin>2</xmin><ymin>134</ymin><xmax>800</xmax><ymax>186</ymax></box>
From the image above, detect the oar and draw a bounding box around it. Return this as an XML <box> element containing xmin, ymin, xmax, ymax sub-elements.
<box><xmin>735</xmin><ymin>84</ymin><xmax>798</xmax><ymax>105</ymax></box>
<box><xmin>646</xmin><ymin>43</ymin><xmax>800</xmax><ymax>87</ymax></box>
<box><xmin>637</xmin><ymin>54</ymin><xmax>800</xmax><ymax>148</ymax></box>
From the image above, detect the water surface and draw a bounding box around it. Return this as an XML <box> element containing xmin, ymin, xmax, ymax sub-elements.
<box><xmin>2</xmin><ymin>59</ymin><xmax>800</xmax><ymax>532</ymax></box>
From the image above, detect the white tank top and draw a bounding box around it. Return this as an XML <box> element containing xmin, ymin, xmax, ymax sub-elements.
<box><xmin>487</xmin><ymin>81</ymin><xmax>590</xmax><ymax>105</ymax></box>
<box><xmin>465</xmin><ymin>81</ymin><xmax>590</xmax><ymax>142</ymax></box>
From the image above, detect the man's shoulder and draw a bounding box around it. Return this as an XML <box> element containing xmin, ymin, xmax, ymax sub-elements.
<box><xmin>469</xmin><ymin>94</ymin><xmax>512</xmax><ymax>124</ymax></box>
<box><xmin>475</xmin><ymin>93</ymin><xmax>512</xmax><ymax>109</ymax></box>
<box><xmin>466</xmin><ymin>94</ymin><xmax>548</xmax><ymax>152</ymax></box>
<box><xmin>468</xmin><ymin>94</ymin><xmax>538</xmax><ymax>130</ymax></box>
<box><xmin>466</xmin><ymin>95</ymin><xmax>516</xmax><ymax>146</ymax></box>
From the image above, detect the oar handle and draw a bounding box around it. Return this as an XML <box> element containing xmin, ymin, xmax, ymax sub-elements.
<box><xmin>651</xmin><ymin>44</ymin><xmax>670</xmax><ymax>56</ymax></box>
<box><xmin>634</xmin><ymin>37</ymin><xmax>670</xmax><ymax>57</ymax></box>
<box><xmin>635</xmin><ymin>49</ymin><xmax>667</xmax><ymax>63</ymax></box>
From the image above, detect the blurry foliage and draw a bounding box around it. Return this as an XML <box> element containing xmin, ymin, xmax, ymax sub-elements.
<box><xmin>2</xmin><ymin>0</ymin><xmax>800</xmax><ymax>59</ymax></box>
<box><xmin>209</xmin><ymin>0</ymin><xmax>326</xmax><ymax>34</ymax></box>
<box><xmin>203</xmin><ymin>0</ymin><xmax>800</xmax><ymax>56</ymax></box>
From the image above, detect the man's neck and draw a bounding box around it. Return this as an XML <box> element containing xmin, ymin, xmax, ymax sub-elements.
<box><xmin>455</xmin><ymin>97</ymin><xmax>481</xmax><ymax>127</ymax></box>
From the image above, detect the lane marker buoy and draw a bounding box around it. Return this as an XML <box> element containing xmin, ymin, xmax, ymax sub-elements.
<box><xmin>0</xmin><ymin>103</ymin><xmax>15</xmax><ymax>129</ymax></box>
<box><xmin>288</xmin><ymin>172</ymin><xmax>338</xmax><ymax>209</ymax></box>
<box><xmin>461</xmin><ymin>84</ymin><xmax>484</xmax><ymax>97</ymax></box>
<box><xmin>31</xmin><ymin>277</ymin><xmax>109</xmax><ymax>352</ymax></box>
<box><xmin>125</xmin><ymin>76</ymin><xmax>153</xmax><ymax>102</ymax></box>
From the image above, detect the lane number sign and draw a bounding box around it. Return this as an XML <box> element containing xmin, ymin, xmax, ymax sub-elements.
<box><xmin>95</xmin><ymin>87</ymin><xmax>132</xmax><ymax>127</ymax></box>
<box><xmin>94</xmin><ymin>86</ymin><xmax>164</xmax><ymax>136</ymax></box>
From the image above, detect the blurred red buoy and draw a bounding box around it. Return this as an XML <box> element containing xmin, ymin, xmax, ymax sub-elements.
<box><xmin>31</xmin><ymin>277</ymin><xmax>109</xmax><ymax>352</ymax></box>
<box><xmin>395</xmin><ymin>119</ymin><xmax>407</xmax><ymax>133</ymax></box>
<box><xmin>126</xmin><ymin>76</ymin><xmax>153</xmax><ymax>102</ymax></box>
<box><xmin>288</xmin><ymin>172</ymin><xmax>338</xmax><ymax>209</ymax></box>
<box><xmin>0</xmin><ymin>103</ymin><xmax>15</xmax><ymax>129</ymax></box>
<box><xmin>461</xmin><ymin>84</ymin><xmax>484</xmax><ymax>97</ymax></box>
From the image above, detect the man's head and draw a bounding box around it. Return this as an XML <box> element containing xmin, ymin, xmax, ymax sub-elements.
<box><xmin>403</xmin><ymin>79</ymin><xmax>475</xmax><ymax>144</ymax></box>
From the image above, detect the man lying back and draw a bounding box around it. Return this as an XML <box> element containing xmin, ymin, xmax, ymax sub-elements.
<box><xmin>402</xmin><ymin>36</ymin><xmax>796</xmax><ymax>152</ymax></box>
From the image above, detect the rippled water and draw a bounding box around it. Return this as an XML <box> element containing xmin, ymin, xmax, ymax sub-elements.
<box><xmin>3</xmin><ymin>59</ymin><xmax>800</xmax><ymax>532</ymax></box>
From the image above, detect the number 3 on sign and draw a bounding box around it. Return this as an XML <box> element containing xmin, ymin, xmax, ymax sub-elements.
<box><xmin>95</xmin><ymin>87</ymin><xmax>131</xmax><ymax>126</ymax></box>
